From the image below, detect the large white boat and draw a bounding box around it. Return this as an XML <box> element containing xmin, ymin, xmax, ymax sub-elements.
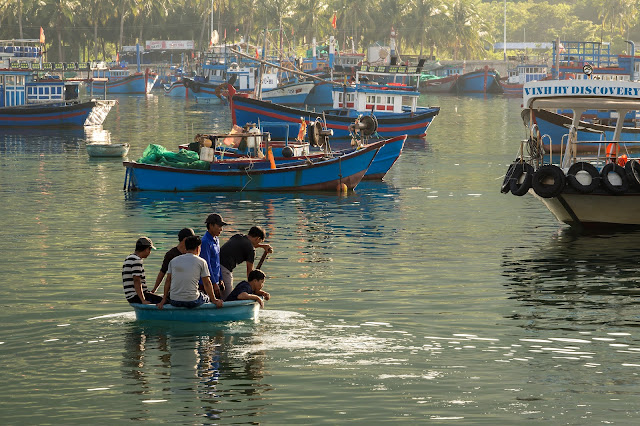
<box><xmin>502</xmin><ymin>79</ymin><xmax>640</xmax><ymax>229</ymax></box>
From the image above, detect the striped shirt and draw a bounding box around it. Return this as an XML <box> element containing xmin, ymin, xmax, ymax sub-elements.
<box><xmin>122</xmin><ymin>253</ymin><xmax>147</xmax><ymax>300</ymax></box>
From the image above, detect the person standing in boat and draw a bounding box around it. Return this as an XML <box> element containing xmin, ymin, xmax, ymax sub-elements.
<box><xmin>200</xmin><ymin>213</ymin><xmax>228</xmax><ymax>298</ymax></box>
<box><xmin>225</xmin><ymin>269</ymin><xmax>270</xmax><ymax>309</ymax></box>
<box><xmin>157</xmin><ymin>235</ymin><xmax>223</xmax><ymax>309</ymax></box>
<box><xmin>122</xmin><ymin>237</ymin><xmax>163</xmax><ymax>304</ymax></box>
<box><xmin>219</xmin><ymin>226</ymin><xmax>273</xmax><ymax>300</ymax></box>
<box><xmin>151</xmin><ymin>227</ymin><xmax>195</xmax><ymax>294</ymax></box>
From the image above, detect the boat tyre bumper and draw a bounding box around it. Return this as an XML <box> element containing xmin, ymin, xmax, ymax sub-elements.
<box><xmin>532</xmin><ymin>164</ymin><xmax>566</xmax><ymax>198</ymax></box>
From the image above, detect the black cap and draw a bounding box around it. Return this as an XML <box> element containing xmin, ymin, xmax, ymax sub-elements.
<box><xmin>178</xmin><ymin>228</ymin><xmax>195</xmax><ymax>241</ymax></box>
<box><xmin>205</xmin><ymin>213</ymin><xmax>228</xmax><ymax>226</ymax></box>
<box><xmin>136</xmin><ymin>236</ymin><xmax>156</xmax><ymax>250</ymax></box>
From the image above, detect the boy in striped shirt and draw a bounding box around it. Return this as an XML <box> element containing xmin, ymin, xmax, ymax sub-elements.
<box><xmin>122</xmin><ymin>237</ymin><xmax>163</xmax><ymax>304</ymax></box>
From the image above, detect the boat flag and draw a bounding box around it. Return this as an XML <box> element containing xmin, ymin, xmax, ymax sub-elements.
<box><xmin>39</xmin><ymin>27</ymin><xmax>45</xmax><ymax>44</ymax></box>
<box><xmin>255</xmin><ymin>48</ymin><xmax>259</xmax><ymax>59</ymax></box>
<box><xmin>331</xmin><ymin>13</ymin><xmax>337</xmax><ymax>29</ymax></box>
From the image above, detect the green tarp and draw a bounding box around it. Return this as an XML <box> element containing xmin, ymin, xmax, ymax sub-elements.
<box><xmin>138</xmin><ymin>144</ymin><xmax>210</xmax><ymax>170</ymax></box>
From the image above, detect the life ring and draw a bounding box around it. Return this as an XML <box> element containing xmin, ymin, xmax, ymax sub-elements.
<box><xmin>509</xmin><ymin>162</ymin><xmax>534</xmax><ymax>196</ymax></box>
<box><xmin>567</xmin><ymin>162</ymin><xmax>599</xmax><ymax>193</ymax></box>
<box><xmin>601</xmin><ymin>163</ymin><xmax>629</xmax><ymax>195</ymax></box>
<box><xmin>625</xmin><ymin>159</ymin><xmax>640</xmax><ymax>189</ymax></box>
<box><xmin>531</xmin><ymin>165</ymin><xmax>566</xmax><ymax>198</ymax></box>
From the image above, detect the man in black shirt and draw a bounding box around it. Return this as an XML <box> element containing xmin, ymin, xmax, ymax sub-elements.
<box><xmin>151</xmin><ymin>228</ymin><xmax>195</xmax><ymax>293</ymax></box>
<box><xmin>219</xmin><ymin>226</ymin><xmax>273</xmax><ymax>299</ymax></box>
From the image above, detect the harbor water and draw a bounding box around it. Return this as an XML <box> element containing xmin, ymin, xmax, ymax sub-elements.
<box><xmin>1</xmin><ymin>93</ymin><xmax>640</xmax><ymax>424</ymax></box>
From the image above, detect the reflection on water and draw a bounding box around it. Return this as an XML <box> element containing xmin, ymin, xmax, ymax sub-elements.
<box><xmin>502</xmin><ymin>228</ymin><xmax>640</xmax><ymax>329</ymax></box>
<box><xmin>122</xmin><ymin>322</ymin><xmax>270</xmax><ymax>421</ymax></box>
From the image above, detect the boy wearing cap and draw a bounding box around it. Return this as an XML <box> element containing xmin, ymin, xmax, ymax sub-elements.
<box><xmin>122</xmin><ymin>237</ymin><xmax>163</xmax><ymax>304</ymax></box>
<box><xmin>219</xmin><ymin>226</ymin><xmax>273</xmax><ymax>299</ymax></box>
<box><xmin>157</xmin><ymin>235</ymin><xmax>223</xmax><ymax>309</ymax></box>
<box><xmin>151</xmin><ymin>227</ymin><xmax>195</xmax><ymax>293</ymax></box>
<box><xmin>200</xmin><ymin>213</ymin><xmax>227</xmax><ymax>298</ymax></box>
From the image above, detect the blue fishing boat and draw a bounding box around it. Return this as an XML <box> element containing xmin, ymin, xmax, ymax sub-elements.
<box><xmin>163</xmin><ymin>79</ymin><xmax>188</xmax><ymax>98</ymax></box>
<box><xmin>131</xmin><ymin>300</ymin><xmax>259</xmax><ymax>323</ymax></box>
<box><xmin>452</xmin><ymin>66</ymin><xmax>502</xmax><ymax>94</ymax></box>
<box><xmin>0</xmin><ymin>69</ymin><xmax>115</xmax><ymax>127</ymax></box>
<box><xmin>230</xmin><ymin>81</ymin><xmax>439</xmax><ymax>139</ymax></box>
<box><xmin>260</xmin><ymin>80</ymin><xmax>316</xmax><ymax>105</ymax></box>
<box><xmin>87</xmin><ymin>68</ymin><xmax>158</xmax><ymax>94</ymax></box>
<box><xmin>123</xmin><ymin>138</ymin><xmax>384</xmax><ymax>191</ymax></box>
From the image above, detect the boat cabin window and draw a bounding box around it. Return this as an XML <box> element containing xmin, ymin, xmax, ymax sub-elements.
<box><xmin>5</xmin><ymin>75</ymin><xmax>15</xmax><ymax>85</ymax></box>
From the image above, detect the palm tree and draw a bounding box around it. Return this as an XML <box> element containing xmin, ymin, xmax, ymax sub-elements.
<box><xmin>596</xmin><ymin>0</ymin><xmax>639</xmax><ymax>38</ymax></box>
<box><xmin>37</xmin><ymin>0</ymin><xmax>81</xmax><ymax>61</ymax></box>
<box><xmin>443</xmin><ymin>0</ymin><xmax>487</xmax><ymax>60</ymax></box>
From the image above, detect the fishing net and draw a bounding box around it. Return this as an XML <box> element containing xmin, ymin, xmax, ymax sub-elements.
<box><xmin>137</xmin><ymin>144</ymin><xmax>210</xmax><ymax>170</ymax></box>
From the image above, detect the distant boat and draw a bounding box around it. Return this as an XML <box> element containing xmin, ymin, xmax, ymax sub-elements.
<box><xmin>87</xmin><ymin>68</ymin><xmax>157</xmax><ymax>94</ymax></box>
<box><xmin>452</xmin><ymin>66</ymin><xmax>502</xmax><ymax>94</ymax></box>
<box><xmin>86</xmin><ymin>142</ymin><xmax>130</xmax><ymax>157</ymax></box>
<box><xmin>163</xmin><ymin>80</ymin><xmax>188</xmax><ymax>98</ymax></box>
<box><xmin>500</xmin><ymin>64</ymin><xmax>549</xmax><ymax>96</ymax></box>
<box><xmin>260</xmin><ymin>80</ymin><xmax>316</xmax><ymax>105</ymax></box>
<box><xmin>131</xmin><ymin>300</ymin><xmax>259</xmax><ymax>323</ymax></box>
<box><xmin>0</xmin><ymin>68</ymin><xmax>115</xmax><ymax>127</ymax></box>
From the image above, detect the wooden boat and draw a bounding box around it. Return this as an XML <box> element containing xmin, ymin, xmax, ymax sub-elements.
<box><xmin>0</xmin><ymin>67</ymin><xmax>115</xmax><ymax>127</ymax></box>
<box><xmin>86</xmin><ymin>142</ymin><xmax>130</xmax><ymax>157</ymax></box>
<box><xmin>230</xmin><ymin>82</ymin><xmax>440</xmax><ymax>139</ymax></box>
<box><xmin>502</xmin><ymin>79</ymin><xmax>640</xmax><ymax>228</ymax></box>
<box><xmin>123</xmin><ymin>138</ymin><xmax>385</xmax><ymax>192</ymax></box>
<box><xmin>130</xmin><ymin>300</ymin><xmax>259</xmax><ymax>323</ymax></box>
<box><xmin>452</xmin><ymin>66</ymin><xmax>502</xmax><ymax>94</ymax></box>
<box><xmin>163</xmin><ymin>80</ymin><xmax>188</xmax><ymax>98</ymax></box>
<box><xmin>499</xmin><ymin>64</ymin><xmax>549</xmax><ymax>97</ymax></box>
<box><xmin>87</xmin><ymin>68</ymin><xmax>158</xmax><ymax>94</ymax></box>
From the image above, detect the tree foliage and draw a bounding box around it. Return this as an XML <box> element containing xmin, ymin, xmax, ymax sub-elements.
<box><xmin>0</xmin><ymin>0</ymin><xmax>639</xmax><ymax>62</ymax></box>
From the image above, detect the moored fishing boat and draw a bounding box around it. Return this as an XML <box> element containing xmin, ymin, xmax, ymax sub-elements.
<box><xmin>499</xmin><ymin>64</ymin><xmax>549</xmax><ymax>97</ymax></box>
<box><xmin>123</xmin><ymin>138</ymin><xmax>385</xmax><ymax>192</ymax></box>
<box><xmin>502</xmin><ymin>79</ymin><xmax>640</xmax><ymax>228</ymax></box>
<box><xmin>163</xmin><ymin>80</ymin><xmax>188</xmax><ymax>97</ymax></box>
<box><xmin>131</xmin><ymin>300</ymin><xmax>259</xmax><ymax>323</ymax></box>
<box><xmin>230</xmin><ymin>80</ymin><xmax>440</xmax><ymax>139</ymax></box>
<box><xmin>452</xmin><ymin>66</ymin><xmax>502</xmax><ymax>94</ymax></box>
<box><xmin>87</xmin><ymin>67</ymin><xmax>158</xmax><ymax>94</ymax></box>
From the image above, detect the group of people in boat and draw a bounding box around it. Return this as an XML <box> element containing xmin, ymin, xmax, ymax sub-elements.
<box><xmin>121</xmin><ymin>213</ymin><xmax>273</xmax><ymax>309</ymax></box>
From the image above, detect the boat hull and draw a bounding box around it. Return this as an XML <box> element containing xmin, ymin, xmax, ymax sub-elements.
<box><xmin>87</xmin><ymin>73</ymin><xmax>157</xmax><ymax>94</ymax></box>
<box><xmin>304</xmin><ymin>81</ymin><xmax>334</xmax><ymax>107</ymax></box>
<box><xmin>453</xmin><ymin>68</ymin><xmax>502</xmax><ymax>94</ymax></box>
<box><xmin>533</xmin><ymin>190</ymin><xmax>640</xmax><ymax>226</ymax></box>
<box><xmin>87</xmin><ymin>143</ymin><xmax>130</xmax><ymax>157</ymax></box>
<box><xmin>131</xmin><ymin>300</ymin><xmax>259</xmax><ymax>322</ymax></box>
<box><xmin>261</xmin><ymin>81</ymin><xmax>315</xmax><ymax>105</ymax></box>
<box><xmin>124</xmin><ymin>140</ymin><xmax>383</xmax><ymax>191</ymax></box>
<box><xmin>163</xmin><ymin>81</ymin><xmax>188</xmax><ymax>98</ymax></box>
<box><xmin>0</xmin><ymin>100</ymin><xmax>115</xmax><ymax>127</ymax></box>
<box><xmin>231</xmin><ymin>95</ymin><xmax>439</xmax><ymax>139</ymax></box>
<box><xmin>419</xmin><ymin>75</ymin><xmax>459</xmax><ymax>93</ymax></box>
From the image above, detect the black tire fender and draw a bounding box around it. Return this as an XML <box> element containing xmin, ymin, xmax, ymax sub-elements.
<box><xmin>625</xmin><ymin>159</ymin><xmax>640</xmax><ymax>189</ymax></box>
<box><xmin>601</xmin><ymin>163</ymin><xmax>629</xmax><ymax>195</ymax></box>
<box><xmin>532</xmin><ymin>164</ymin><xmax>566</xmax><ymax>198</ymax></box>
<box><xmin>509</xmin><ymin>163</ymin><xmax>534</xmax><ymax>196</ymax></box>
<box><xmin>567</xmin><ymin>162</ymin><xmax>600</xmax><ymax>193</ymax></box>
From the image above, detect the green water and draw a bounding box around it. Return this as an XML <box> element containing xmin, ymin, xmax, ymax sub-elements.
<box><xmin>1</xmin><ymin>93</ymin><xmax>640</xmax><ymax>424</ymax></box>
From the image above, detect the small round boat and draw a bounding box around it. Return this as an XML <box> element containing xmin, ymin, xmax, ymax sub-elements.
<box><xmin>130</xmin><ymin>300</ymin><xmax>259</xmax><ymax>323</ymax></box>
<box><xmin>86</xmin><ymin>142</ymin><xmax>130</xmax><ymax>157</ymax></box>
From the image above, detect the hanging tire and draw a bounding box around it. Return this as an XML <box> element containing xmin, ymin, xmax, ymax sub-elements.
<box><xmin>532</xmin><ymin>164</ymin><xmax>566</xmax><ymax>198</ymax></box>
<box><xmin>601</xmin><ymin>163</ymin><xmax>629</xmax><ymax>195</ymax></box>
<box><xmin>567</xmin><ymin>162</ymin><xmax>600</xmax><ymax>193</ymax></box>
<box><xmin>509</xmin><ymin>163</ymin><xmax>534</xmax><ymax>196</ymax></box>
<box><xmin>501</xmin><ymin>162</ymin><xmax>517</xmax><ymax>194</ymax></box>
<box><xmin>192</xmin><ymin>82</ymin><xmax>201</xmax><ymax>93</ymax></box>
<box><xmin>625</xmin><ymin>159</ymin><xmax>640</xmax><ymax>190</ymax></box>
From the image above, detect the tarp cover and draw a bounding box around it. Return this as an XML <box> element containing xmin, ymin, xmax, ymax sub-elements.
<box><xmin>138</xmin><ymin>144</ymin><xmax>210</xmax><ymax>170</ymax></box>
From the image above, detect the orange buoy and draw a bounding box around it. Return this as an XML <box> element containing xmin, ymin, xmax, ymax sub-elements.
<box><xmin>618</xmin><ymin>154</ymin><xmax>629</xmax><ymax>167</ymax></box>
<box><xmin>267</xmin><ymin>147</ymin><xmax>276</xmax><ymax>169</ymax></box>
<box><xmin>337</xmin><ymin>183</ymin><xmax>348</xmax><ymax>193</ymax></box>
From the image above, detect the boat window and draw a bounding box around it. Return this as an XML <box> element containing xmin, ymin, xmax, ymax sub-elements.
<box><xmin>387</xmin><ymin>96</ymin><xmax>393</xmax><ymax>104</ymax></box>
<box><xmin>376</xmin><ymin>96</ymin><xmax>381</xmax><ymax>103</ymax></box>
<box><xmin>16</xmin><ymin>76</ymin><xmax>24</xmax><ymax>85</ymax></box>
<box><xmin>0</xmin><ymin>76</ymin><xmax>3</xmax><ymax>84</ymax></box>
<box><xmin>39</xmin><ymin>87</ymin><xmax>44</xmax><ymax>95</ymax></box>
<box><xmin>6</xmin><ymin>75</ymin><xmax>15</xmax><ymax>85</ymax></box>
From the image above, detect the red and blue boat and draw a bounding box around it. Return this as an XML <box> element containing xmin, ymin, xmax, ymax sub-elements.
<box><xmin>87</xmin><ymin>68</ymin><xmax>157</xmax><ymax>94</ymax></box>
<box><xmin>0</xmin><ymin>68</ymin><xmax>115</xmax><ymax>127</ymax></box>
<box><xmin>229</xmin><ymin>80</ymin><xmax>439</xmax><ymax>140</ymax></box>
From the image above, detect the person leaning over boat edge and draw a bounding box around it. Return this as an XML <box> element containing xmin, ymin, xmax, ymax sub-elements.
<box><xmin>151</xmin><ymin>227</ymin><xmax>195</xmax><ymax>293</ymax></box>
<box><xmin>157</xmin><ymin>235</ymin><xmax>223</xmax><ymax>310</ymax></box>
<box><xmin>122</xmin><ymin>237</ymin><xmax>163</xmax><ymax>305</ymax></box>
<box><xmin>199</xmin><ymin>213</ymin><xmax>228</xmax><ymax>299</ymax></box>
<box><xmin>219</xmin><ymin>226</ymin><xmax>273</xmax><ymax>300</ymax></box>
<box><xmin>225</xmin><ymin>269</ymin><xmax>270</xmax><ymax>309</ymax></box>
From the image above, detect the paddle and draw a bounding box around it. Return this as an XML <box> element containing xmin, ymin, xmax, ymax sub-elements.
<box><xmin>256</xmin><ymin>250</ymin><xmax>268</xmax><ymax>269</ymax></box>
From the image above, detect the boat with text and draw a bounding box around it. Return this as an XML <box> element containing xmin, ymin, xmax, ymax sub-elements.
<box><xmin>502</xmin><ymin>79</ymin><xmax>640</xmax><ymax>228</ymax></box>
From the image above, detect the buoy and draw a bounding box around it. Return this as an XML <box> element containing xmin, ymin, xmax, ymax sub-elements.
<box><xmin>337</xmin><ymin>183</ymin><xmax>348</xmax><ymax>193</ymax></box>
<box><xmin>267</xmin><ymin>147</ymin><xmax>276</xmax><ymax>169</ymax></box>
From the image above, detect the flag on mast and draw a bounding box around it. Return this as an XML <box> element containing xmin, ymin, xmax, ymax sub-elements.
<box><xmin>331</xmin><ymin>13</ymin><xmax>337</xmax><ymax>29</ymax></box>
<box><xmin>39</xmin><ymin>27</ymin><xmax>45</xmax><ymax>44</ymax></box>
